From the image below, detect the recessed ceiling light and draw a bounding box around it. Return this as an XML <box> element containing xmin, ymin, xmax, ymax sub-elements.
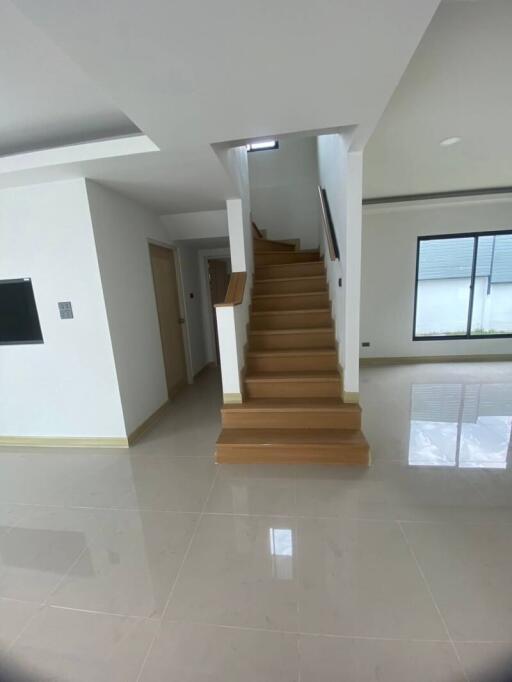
<box><xmin>440</xmin><ymin>136</ymin><xmax>461</xmax><ymax>147</ymax></box>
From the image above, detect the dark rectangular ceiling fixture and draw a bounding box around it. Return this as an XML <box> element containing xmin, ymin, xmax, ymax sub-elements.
<box><xmin>246</xmin><ymin>140</ymin><xmax>279</xmax><ymax>152</ymax></box>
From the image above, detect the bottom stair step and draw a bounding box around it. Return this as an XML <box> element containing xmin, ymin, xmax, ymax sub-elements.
<box><xmin>222</xmin><ymin>399</ymin><xmax>361</xmax><ymax>429</ymax></box>
<box><xmin>216</xmin><ymin>428</ymin><xmax>369</xmax><ymax>465</ymax></box>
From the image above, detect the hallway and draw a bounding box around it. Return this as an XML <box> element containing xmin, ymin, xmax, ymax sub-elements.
<box><xmin>0</xmin><ymin>363</ymin><xmax>511</xmax><ymax>680</ymax></box>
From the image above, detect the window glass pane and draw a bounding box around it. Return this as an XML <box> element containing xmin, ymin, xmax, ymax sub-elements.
<box><xmin>415</xmin><ymin>237</ymin><xmax>474</xmax><ymax>337</ymax></box>
<box><xmin>470</xmin><ymin>234</ymin><xmax>512</xmax><ymax>335</ymax></box>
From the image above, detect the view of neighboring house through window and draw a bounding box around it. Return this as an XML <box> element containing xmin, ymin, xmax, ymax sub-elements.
<box><xmin>414</xmin><ymin>231</ymin><xmax>512</xmax><ymax>339</ymax></box>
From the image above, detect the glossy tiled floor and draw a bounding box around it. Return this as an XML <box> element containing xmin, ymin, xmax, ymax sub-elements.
<box><xmin>1</xmin><ymin>363</ymin><xmax>512</xmax><ymax>681</ymax></box>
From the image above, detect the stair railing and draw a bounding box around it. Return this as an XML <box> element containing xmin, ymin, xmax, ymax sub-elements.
<box><xmin>318</xmin><ymin>185</ymin><xmax>340</xmax><ymax>261</ymax></box>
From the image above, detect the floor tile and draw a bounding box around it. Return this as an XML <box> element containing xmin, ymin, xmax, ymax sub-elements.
<box><xmin>465</xmin><ymin>468</ymin><xmax>512</xmax><ymax>513</ymax></box>
<box><xmin>0</xmin><ymin>504</ymin><xmax>30</xmax><ymax>535</ymax></box>
<box><xmin>294</xmin><ymin>462</ymin><xmax>494</xmax><ymax>523</ymax></box>
<box><xmin>127</xmin><ymin>455</ymin><xmax>217</xmax><ymax>511</ymax></box>
<box><xmin>65</xmin><ymin>453</ymin><xmax>140</xmax><ymax>509</ymax></box>
<box><xmin>296</xmin><ymin>518</ymin><xmax>446</xmax><ymax>638</ymax></box>
<box><xmin>0</xmin><ymin>599</ymin><xmax>41</xmax><ymax>651</ymax></box>
<box><xmin>299</xmin><ymin>635</ymin><xmax>466</xmax><ymax>682</ymax></box>
<box><xmin>0</xmin><ymin>364</ymin><xmax>511</xmax><ymax>680</ymax></box>
<box><xmin>50</xmin><ymin>510</ymin><xmax>198</xmax><ymax>617</ymax></box>
<box><xmin>205</xmin><ymin>464</ymin><xmax>296</xmax><ymax>516</ymax></box>
<box><xmin>0</xmin><ymin>451</ymin><xmax>103</xmax><ymax>506</ymax></box>
<box><xmin>166</xmin><ymin>514</ymin><xmax>299</xmax><ymax>631</ymax></box>
<box><xmin>402</xmin><ymin>521</ymin><xmax>512</xmax><ymax>641</ymax></box>
<box><xmin>0</xmin><ymin>507</ymin><xmax>96</xmax><ymax>602</ymax></box>
<box><xmin>1</xmin><ymin>606</ymin><xmax>157</xmax><ymax>682</ymax></box>
<box><xmin>456</xmin><ymin>641</ymin><xmax>512</xmax><ymax>682</ymax></box>
<box><xmin>65</xmin><ymin>454</ymin><xmax>216</xmax><ymax>512</ymax></box>
<box><xmin>139</xmin><ymin>621</ymin><xmax>298</xmax><ymax>682</ymax></box>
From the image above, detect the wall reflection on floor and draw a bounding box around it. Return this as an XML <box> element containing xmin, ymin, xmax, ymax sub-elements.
<box><xmin>409</xmin><ymin>383</ymin><xmax>512</xmax><ymax>468</ymax></box>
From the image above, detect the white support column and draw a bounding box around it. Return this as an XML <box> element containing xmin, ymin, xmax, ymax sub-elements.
<box><xmin>213</xmin><ymin>145</ymin><xmax>253</xmax><ymax>404</ymax></box>
<box><xmin>216</xmin><ymin>305</ymin><xmax>243</xmax><ymax>402</ymax></box>
<box><xmin>342</xmin><ymin>150</ymin><xmax>363</xmax><ymax>401</ymax></box>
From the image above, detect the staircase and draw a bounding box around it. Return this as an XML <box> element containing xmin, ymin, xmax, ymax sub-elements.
<box><xmin>215</xmin><ymin>232</ymin><xmax>369</xmax><ymax>465</ymax></box>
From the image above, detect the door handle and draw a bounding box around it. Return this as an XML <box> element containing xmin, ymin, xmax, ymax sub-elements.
<box><xmin>179</xmin><ymin>317</ymin><xmax>185</xmax><ymax>324</ymax></box>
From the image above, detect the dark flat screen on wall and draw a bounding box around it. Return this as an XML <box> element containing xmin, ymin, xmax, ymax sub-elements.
<box><xmin>0</xmin><ymin>279</ymin><xmax>43</xmax><ymax>344</ymax></box>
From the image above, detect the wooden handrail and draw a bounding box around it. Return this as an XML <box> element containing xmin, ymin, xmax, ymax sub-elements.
<box><xmin>215</xmin><ymin>271</ymin><xmax>247</xmax><ymax>307</ymax></box>
<box><xmin>318</xmin><ymin>185</ymin><xmax>339</xmax><ymax>262</ymax></box>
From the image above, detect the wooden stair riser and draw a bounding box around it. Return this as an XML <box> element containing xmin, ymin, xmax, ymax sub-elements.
<box><xmin>255</xmin><ymin>251</ymin><xmax>320</xmax><ymax>266</ymax></box>
<box><xmin>256</xmin><ymin>261</ymin><xmax>325</xmax><ymax>279</ymax></box>
<box><xmin>253</xmin><ymin>239</ymin><xmax>296</xmax><ymax>252</ymax></box>
<box><xmin>253</xmin><ymin>277</ymin><xmax>327</xmax><ymax>295</ymax></box>
<box><xmin>222</xmin><ymin>409</ymin><xmax>361</xmax><ymax>430</ymax></box>
<box><xmin>247</xmin><ymin>352</ymin><xmax>337</xmax><ymax>372</ymax></box>
<box><xmin>251</xmin><ymin>310</ymin><xmax>332</xmax><ymax>330</ymax></box>
<box><xmin>252</xmin><ymin>292</ymin><xmax>330</xmax><ymax>312</ymax></box>
<box><xmin>245</xmin><ymin>379</ymin><xmax>340</xmax><ymax>399</ymax></box>
<box><xmin>216</xmin><ymin>443</ymin><xmax>369</xmax><ymax>465</ymax></box>
<box><xmin>249</xmin><ymin>329</ymin><xmax>335</xmax><ymax>350</ymax></box>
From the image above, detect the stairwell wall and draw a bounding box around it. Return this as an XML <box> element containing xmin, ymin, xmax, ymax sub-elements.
<box><xmin>248</xmin><ymin>136</ymin><xmax>320</xmax><ymax>249</ymax></box>
<box><xmin>317</xmin><ymin>133</ymin><xmax>363</xmax><ymax>401</ymax></box>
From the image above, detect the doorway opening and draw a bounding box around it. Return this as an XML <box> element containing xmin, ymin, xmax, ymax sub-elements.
<box><xmin>149</xmin><ymin>244</ymin><xmax>188</xmax><ymax>398</ymax></box>
<box><xmin>207</xmin><ymin>257</ymin><xmax>231</xmax><ymax>362</ymax></box>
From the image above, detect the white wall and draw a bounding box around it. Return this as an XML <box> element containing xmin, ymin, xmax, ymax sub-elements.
<box><xmin>361</xmin><ymin>196</ymin><xmax>512</xmax><ymax>358</ymax></box>
<box><xmin>249</xmin><ymin>137</ymin><xmax>320</xmax><ymax>249</ymax></box>
<box><xmin>0</xmin><ymin>179</ymin><xmax>125</xmax><ymax>438</ymax></box>
<box><xmin>161</xmin><ymin>209</ymin><xmax>228</xmax><ymax>241</ymax></box>
<box><xmin>317</xmin><ymin>133</ymin><xmax>363</xmax><ymax>399</ymax></box>
<box><xmin>86</xmin><ymin>180</ymin><xmax>172</xmax><ymax>435</ymax></box>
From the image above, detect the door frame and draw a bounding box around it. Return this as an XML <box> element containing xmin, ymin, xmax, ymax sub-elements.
<box><xmin>147</xmin><ymin>239</ymin><xmax>193</xmax><ymax>385</ymax></box>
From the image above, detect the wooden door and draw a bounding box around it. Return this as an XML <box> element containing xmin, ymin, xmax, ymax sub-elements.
<box><xmin>149</xmin><ymin>244</ymin><xmax>187</xmax><ymax>397</ymax></box>
<box><xmin>208</xmin><ymin>259</ymin><xmax>230</xmax><ymax>361</ymax></box>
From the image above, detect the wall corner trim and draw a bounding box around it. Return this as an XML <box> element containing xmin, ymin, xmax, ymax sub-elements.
<box><xmin>223</xmin><ymin>392</ymin><xmax>243</xmax><ymax>404</ymax></box>
<box><xmin>127</xmin><ymin>400</ymin><xmax>170</xmax><ymax>445</ymax></box>
<box><xmin>342</xmin><ymin>391</ymin><xmax>360</xmax><ymax>404</ymax></box>
<box><xmin>0</xmin><ymin>436</ymin><xmax>129</xmax><ymax>449</ymax></box>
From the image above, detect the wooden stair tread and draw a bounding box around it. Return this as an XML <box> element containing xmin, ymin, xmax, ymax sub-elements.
<box><xmin>247</xmin><ymin>348</ymin><xmax>336</xmax><ymax>357</ymax></box>
<box><xmin>252</xmin><ymin>308</ymin><xmax>330</xmax><ymax>316</ymax></box>
<box><xmin>256</xmin><ymin>249</ymin><xmax>319</xmax><ymax>255</ymax></box>
<box><xmin>256</xmin><ymin>260</ymin><xmax>322</xmax><ymax>268</ymax></box>
<box><xmin>223</xmin><ymin>398</ymin><xmax>359</xmax><ymax>412</ymax></box>
<box><xmin>255</xmin><ymin>275</ymin><xmax>325</xmax><ymax>284</ymax></box>
<box><xmin>250</xmin><ymin>327</ymin><xmax>332</xmax><ymax>335</ymax></box>
<box><xmin>245</xmin><ymin>371</ymin><xmax>339</xmax><ymax>382</ymax></box>
<box><xmin>253</xmin><ymin>238</ymin><xmax>296</xmax><ymax>249</ymax></box>
<box><xmin>217</xmin><ymin>428</ymin><xmax>367</xmax><ymax>445</ymax></box>
<box><xmin>253</xmin><ymin>291</ymin><xmax>327</xmax><ymax>299</ymax></box>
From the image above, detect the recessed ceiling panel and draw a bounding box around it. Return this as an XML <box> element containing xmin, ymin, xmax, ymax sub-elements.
<box><xmin>0</xmin><ymin>1</ymin><xmax>139</xmax><ymax>157</ymax></box>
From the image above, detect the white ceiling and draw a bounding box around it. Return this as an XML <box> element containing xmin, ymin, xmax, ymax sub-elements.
<box><xmin>5</xmin><ymin>0</ymin><xmax>440</xmax><ymax>213</ymax></box>
<box><xmin>0</xmin><ymin>2</ymin><xmax>138</xmax><ymax>156</ymax></box>
<box><xmin>364</xmin><ymin>0</ymin><xmax>512</xmax><ymax>199</ymax></box>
